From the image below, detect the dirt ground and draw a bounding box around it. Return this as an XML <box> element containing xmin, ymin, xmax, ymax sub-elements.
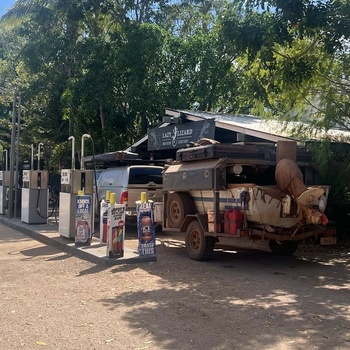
<box><xmin>0</xmin><ymin>223</ymin><xmax>349</xmax><ymax>350</ymax></box>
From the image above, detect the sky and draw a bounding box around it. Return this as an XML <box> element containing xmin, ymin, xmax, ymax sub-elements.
<box><xmin>0</xmin><ymin>0</ymin><xmax>16</xmax><ymax>18</ymax></box>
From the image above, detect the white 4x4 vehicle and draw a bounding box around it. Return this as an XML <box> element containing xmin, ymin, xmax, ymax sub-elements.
<box><xmin>96</xmin><ymin>165</ymin><xmax>163</xmax><ymax>219</ymax></box>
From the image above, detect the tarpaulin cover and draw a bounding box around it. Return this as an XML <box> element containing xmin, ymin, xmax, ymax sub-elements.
<box><xmin>275</xmin><ymin>158</ymin><xmax>307</xmax><ymax>198</ymax></box>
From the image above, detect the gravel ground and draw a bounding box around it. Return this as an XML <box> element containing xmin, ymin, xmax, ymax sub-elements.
<box><xmin>0</xmin><ymin>223</ymin><xmax>349</xmax><ymax>350</ymax></box>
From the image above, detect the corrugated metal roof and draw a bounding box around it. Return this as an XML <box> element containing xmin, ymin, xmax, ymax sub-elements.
<box><xmin>125</xmin><ymin>108</ymin><xmax>350</xmax><ymax>152</ymax></box>
<box><xmin>167</xmin><ymin>109</ymin><xmax>350</xmax><ymax>144</ymax></box>
<box><xmin>166</xmin><ymin>108</ymin><xmax>300</xmax><ymax>143</ymax></box>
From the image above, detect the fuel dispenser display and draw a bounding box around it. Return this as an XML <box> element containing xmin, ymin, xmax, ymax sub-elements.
<box><xmin>21</xmin><ymin>143</ymin><xmax>49</xmax><ymax>224</ymax></box>
<box><xmin>21</xmin><ymin>169</ymin><xmax>49</xmax><ymax>224</ymax></box>
<box><xmin>59</xmin><ymin>169</ymin><xmax>94</xmax><ymax>238</ymax></box>
<box><xmin>0</xmin><ymin>171</ymin><xmax>9</xmax><ymax>214</ymax></box>
<box><xmin>0</xmin><ymin>150</ymin><xmax>8</xmax><ymax>215</ymax></box>
<box><xmin>58</xmin><ymin>134</ymin><xmax>94</xmax><ymax>241</ymax></box>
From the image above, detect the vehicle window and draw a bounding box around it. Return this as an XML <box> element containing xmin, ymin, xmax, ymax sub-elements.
<box><xmin>99</xmin><ymin>170</ymin><xmax>119</xmax><ymax>187</ymax></box>
<box><xmin>94</xmin><ymin>170</ymin><xmax>103</xmax><ymax>182</ymax></box>
<box><xmin>129</xmin><ymin>167</ymin><xmax>163</xmax><ymax>185</ymax></box>
<box><xmin>92</xmin><ymin>170</ymin><xmax>102</xmax><ymax>190</ymax></box>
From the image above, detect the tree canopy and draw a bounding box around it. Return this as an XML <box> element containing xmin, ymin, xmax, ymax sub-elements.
<box><xmin>0</xmin><ymin>0</ymin><xmax>350</xmax><ymax>166</ymax></box>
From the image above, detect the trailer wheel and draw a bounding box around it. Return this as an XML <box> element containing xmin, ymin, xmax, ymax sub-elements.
<box><xmin>166</xmin><ymin>192</ymin><xmax>195</xmax><ymax>228</ymax></box>
<box><xmin>185</xmin><ymin>220</ymin><xmax>215</xmax><ymax>261</ymax></box>
<box><xmin>268</xmin><ymin>240</ymin><xmax>298</xmax><ymax>255</ymax></box>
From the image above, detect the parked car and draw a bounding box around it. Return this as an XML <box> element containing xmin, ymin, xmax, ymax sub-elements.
<box><xmin>95</xmin><ymin>165</ymin><xmax>163</xmax><ymax>220</ymax></box>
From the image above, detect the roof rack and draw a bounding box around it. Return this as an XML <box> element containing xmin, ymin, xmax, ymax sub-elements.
<box><xmin>83</xmin><ymin>151</ymin><xmax>141</xmax><ymax>168</ymax></box>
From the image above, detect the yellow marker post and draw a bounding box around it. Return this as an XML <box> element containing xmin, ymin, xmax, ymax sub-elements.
<box><xmin>109</xmin><ymin>192</ymin><xmax>116</xmax><ymax>205</ymax></box>
<box><xmin>140</xmin><ymin>192</ymin><xmax>147</xmax><ymax>203</ymax></box>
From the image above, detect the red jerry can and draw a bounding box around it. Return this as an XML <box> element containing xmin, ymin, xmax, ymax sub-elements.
<box><xmin>224</xmin><ymin>209</ymin><xmax>244</xmax><ymax>234</ymax></box>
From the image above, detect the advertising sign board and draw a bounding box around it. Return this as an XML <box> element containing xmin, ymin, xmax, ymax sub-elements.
<box><xmin>75</xmin><ymin>195</ymin><xmax>92</xmax><ymax>246</ymax></box>
<box><xmin>147</xmin><ymin>119</ymin><xmax>215</xmax><ymax>151</ymax></box>
<box><xmin>107</xmin><ymin>204</ymin><xmax>125</xmax><ymax>258</ymax></box>
<box><xmin>136</xmin><ymin>202</ymin><xmax>156</xmax><ymax>256</ymax></box>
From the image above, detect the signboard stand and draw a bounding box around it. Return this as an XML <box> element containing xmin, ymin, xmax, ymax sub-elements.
<box><xmin>99</xmin><ymin>189</ymin><xmax>111</xmax><ymax>244</ymax></box>
<box><xmin>106</xmin><ymin>203</ymin><xmax>125</xmax><ymax>258</ymax></box>
<box><xmin>136</xmin><ymin>201</ymin><xmax>156</xmax><ymax>257</ymax></box>
<box><xmin>75</xmin><ymin>193</ymin><xmax>92</xmax><ymax>247</ymax></box>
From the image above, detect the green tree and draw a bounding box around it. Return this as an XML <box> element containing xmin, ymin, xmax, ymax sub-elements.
<box><xmin>219</xmin><ymin>1</ymin><xmax>350</xmax><ymax>127</ymax></box>
<box><xmin>1</xmin><ymin>1</ymin><xmax>182</xmax><ymax>158</ymax></box>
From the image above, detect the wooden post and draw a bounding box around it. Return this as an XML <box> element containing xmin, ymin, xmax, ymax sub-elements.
<box><xmin>276</xmin><ymin>141</ymin><xmax>297</xmax><ymax>163</ymax></box>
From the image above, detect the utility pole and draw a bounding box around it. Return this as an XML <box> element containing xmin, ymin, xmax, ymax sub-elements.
<box><xmin>8</xmin><ymin>90</ymin><xmax>20</xmax><ymax>219</ymax></box>
<box><xmin>14</xmin><ymin>92</ymin><xmax>21</xmax><ymax>218</ymax></box>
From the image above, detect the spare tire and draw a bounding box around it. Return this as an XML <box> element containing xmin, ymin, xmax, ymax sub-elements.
<box><xmin>166</xmin><ymin>192</ymin><xmax>196</xmax><ymax>228</ymax></box>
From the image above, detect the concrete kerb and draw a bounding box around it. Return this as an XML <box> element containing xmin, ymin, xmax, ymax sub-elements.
<box><xmin>0</xmin><ymin>216</ymin><xmax>157</xmax><ymax>266</ymax></box>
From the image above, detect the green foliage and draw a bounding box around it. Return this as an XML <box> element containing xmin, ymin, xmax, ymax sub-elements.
<box><xmin>0</xmin><ymin>0</ymin><xmax>350</xmax><ymax>239</ymax></box>
<box><xmin>307</xmin><ymin>139</ymin><xmax>350</xmax><ymax>239</ymax></box>
<box><xmin>0</xmin><ymin>0</ymin><xmax>350</xmax><ymax>174</ymax></box>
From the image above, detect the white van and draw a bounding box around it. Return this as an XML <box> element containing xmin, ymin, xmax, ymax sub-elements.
<box><xmin>95</xmin><ymin>165</ymin><xmax>163</xmax><ymax>219</ymax></box>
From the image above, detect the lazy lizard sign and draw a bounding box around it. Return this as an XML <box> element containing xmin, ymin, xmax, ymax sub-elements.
<box><xmin>147</xmin><ymin>119</ymin><xmax>215</xmax><ymax>151</ymax></box>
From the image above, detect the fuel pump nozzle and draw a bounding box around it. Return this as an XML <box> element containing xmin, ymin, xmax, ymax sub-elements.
<box><xmin>37</xmin><ymin>172</ymin><xmax>42</xmax><ymax>189</ymax></box>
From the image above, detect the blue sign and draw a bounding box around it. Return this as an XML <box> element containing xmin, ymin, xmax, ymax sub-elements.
<box><xmin>75</xmin><ymin>195</ymin><xmax>92</xmax><ymax>246</ymax></box>
<box><xmin>136</xmin><ymin>202</ymin><xmax>156</xmax><ymax>256</ymax></box>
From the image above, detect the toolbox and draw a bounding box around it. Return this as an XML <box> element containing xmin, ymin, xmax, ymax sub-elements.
<box><xmin>176</xmin><ymin>142</ymin><xmax>313</xmax><ymax>164</ymax></box>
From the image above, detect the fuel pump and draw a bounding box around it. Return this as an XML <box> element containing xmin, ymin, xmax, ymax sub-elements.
<box><xmin>59</xmin><ymin>135</ymin><xmax>94</xmax><ymax>239</ymax></box>
<box><xmin>0</xmin><ymin>149</ymin><xmax>9</xmax><ymax>215</ymax></box>
<box><xmin>21</xmin><ymin>143</ymin><xmax>49</xmax><ymax>224</ymax></box>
